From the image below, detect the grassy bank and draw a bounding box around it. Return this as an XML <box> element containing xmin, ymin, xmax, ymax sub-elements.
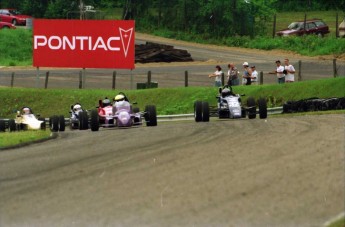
<box><xmin>0</xmin><ymin>130</ymin><xmax>52</xmax><ymax>148</ymax></box>
<box><xmin>0</xmin><ymin>77</ymin><xmax>344</xmax><ymax>118</ymax></box>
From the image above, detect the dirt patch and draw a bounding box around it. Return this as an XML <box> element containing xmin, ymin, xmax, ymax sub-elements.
<box><xmin>136</xmin><ymin>32</ymin><xmax>345</xmax><ymax>62</ymax></box>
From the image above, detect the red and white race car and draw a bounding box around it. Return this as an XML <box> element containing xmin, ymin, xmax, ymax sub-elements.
<box><xmin>89</xmin><ymin>92</ymin><xmax>157</xmax><ymax>131</ymax></box>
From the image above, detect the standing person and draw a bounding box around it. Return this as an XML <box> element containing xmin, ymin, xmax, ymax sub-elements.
<box><xmin>284</xmin><ymin>58</ymin><xmax>295</xmax><ymax>83</ymax></box>
<box><xmin>242</xmin><ymin>62</ymin><xmax>252</xmax><ymax>85</ymax></box>
<box><xmin>209</xmin><ymin>65</ymin><xmax>223</xmax><ymax>87</ymax></box>
<box><xmin>227</xmin><ymin>63</ymin><xmax>239</xmax><ymax>86</ymax></box>
<box><xmin>250</xmin><ymin>65</ymin><xmax>258</xmax><ymax>84</ymax></box>
<box><xmin>269</xmin><ymin>60</ymin><xmax>285</xmax><ymax>84</ymax></box>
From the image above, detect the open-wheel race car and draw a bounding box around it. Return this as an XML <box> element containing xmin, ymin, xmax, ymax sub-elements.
<box><xmin>194</xmin><ymin>86</ymin><xmax>267</xmax><ymax>122</ymax></box>
<box><xmin>69</xmin><ymin>103</ymin><xmax>89</xmax><ymax>130</ymax></box>
<box><xmin>89</xmin><ymin>92</ymin><xmax>157</xmax><ymax>131</ymax></box>
<box><xmin>0</xmin><ymin>107</ymin><xmax>46</xmax><ymax>132</ymax></box>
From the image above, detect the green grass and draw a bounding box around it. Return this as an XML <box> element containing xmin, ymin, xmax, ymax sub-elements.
<box><xmin>0</xmin><ymin>29</ymin><xmax>32</xmax><ymax>66</ymax></box>
<box><xmin>0</xmin><ymin>130</ymin><xmax>52</xmax><ymax>148</ymax></box>
<box><xmin>327</xmin><ymin>216</ymin><xmax>345</xmax><ymax>227</ymax></box>
<box><xmin>0</xmin><ymin>77</ymin><xmax>344</xmax><ymax>118</ymax></box>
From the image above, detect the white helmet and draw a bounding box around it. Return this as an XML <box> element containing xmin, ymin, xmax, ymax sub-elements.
<box><xmin>22</xmin><ymin>107</ymin><xmax>31</xmax><ymax>114</ymax></box>
<box><xmin>73</xmin><ymin>104</ymin><xmax>82</xmax><ymax>112</ymax></box>
<box><xmin>221</xmin><ymin>88</ymin><xmax>231</xmax><ymax>97</ymax></box>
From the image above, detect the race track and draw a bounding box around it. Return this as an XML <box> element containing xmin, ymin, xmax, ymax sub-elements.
<box><xmin>0</xmin><ymin>115</ymin><xmax>344</xmax><ymax>226</ymax></box>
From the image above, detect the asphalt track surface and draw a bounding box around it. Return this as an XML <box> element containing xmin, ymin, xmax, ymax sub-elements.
<box><xmin>0</xmin><ymin>115</ymin><xmax>344</xmax><ymax>226</ymax></box>
<box><xmin>0</xmin><ymin>33</ymin><xmax>344</xmax><ymax>89</ymax></box>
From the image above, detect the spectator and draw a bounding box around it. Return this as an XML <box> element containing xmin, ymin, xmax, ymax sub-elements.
<box><xmin>250</xmin><ymin>65</ymin><xmax>258</xmax><ymax>84</ymax></box>
<box><xmin>209</xmin><ymin>65</ymin><xmax>223</xmax><ymax>87</ymax></box>
<box><xmin>269</xmin><ymin>60</ymin><xmax>285</xmax><ymax>84</ymax></box>
<box><xmin>284</xmin><ymin>58</ymin><xmax>295</xmax><ymax>83</ymax></box>
<box><xmin>242</xmin><ymin>62</ymin><xmax>252</xmax><ymax>85</ymax></box>
<box><xmin>227</xmin><ymin>63</ymin><xmax>239</xmax><ymax>86</ymax></box>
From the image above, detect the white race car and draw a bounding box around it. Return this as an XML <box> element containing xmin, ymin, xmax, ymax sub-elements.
<box><xmin>69</xmin><ymin>103</ymin><xmax>89</xmax><ymax>130</ymax></box>
<box><xmin>0</xmin><ymin>107</ymin><xmax>46</xmax><ymax>132</ymax></box>
<box><xmin>194</xmin><ymin>86</ymin><xmax>267</xmax><ymax>122</ymax></box>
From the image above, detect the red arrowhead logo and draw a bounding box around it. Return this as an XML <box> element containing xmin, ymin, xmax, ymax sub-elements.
<box><xmin>119</xmin><ymin>27</ymin><xmax>133</xmax><ymax>57</ymax></box>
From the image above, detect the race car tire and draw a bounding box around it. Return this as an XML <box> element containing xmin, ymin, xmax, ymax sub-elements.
<box><xmin>38</xmin><ymin>117</ymin><xmax>46</xmax><ymax>130</ymax></box>
<box><xmin>50</xmin><ymin>116</ymin><xmax>59</xmax><ymax>132</ymax></box>
<box><xmin>79</xmin><ymin>112</ymin><xmax>89</xmax><ymax>130</ymax></box>
<box><xmin>202</xmin><ymin>102</ymin><xmax>210</xmax><ymax>122</ymax></box>
<box><xmin>78</xmin><ymin>112</ymin><xmax>84</xmax><ymax>130</ymax></box>
<box><xmin>241</xmin><ymin>109</ymin><xmax>247</xmax><ymax>118</ymax></box>
<box><xmin>145</xmin><ymin>105</ymin><xmax>157</xmax><ymax>126</ymax></box>
<box><xmin>133</xmin><ymin>107</ymin><xmax>140</xmax><ymax>113</ymax></box>
<box><xmin>258</xmin><ymin>98</ymin><xmax>268</xmax><ymax>119</ymax></box>
<box><xmin>16</xmin><ymin>123</ymin><xmax>22</xmax><ymax>131</ymax></box>
<box><xmin>194</xmin><ymin>101</ymin><xmax>203</xmax><ymax>122</ymax></box>
<box><xmin>83</xmin><ymin>112</ymin><xmax>89</xmax><ymax>129</ymax></box>
<box><xmin>90</xmin><ymin>110</ymin><xmax>99</xmax><ymax>131</ymax></box>
<box><xmin>247</xmin><ymin>97</ymin><xmax>256</xmax><ymax>119</ymax></box>
<box><xmin>0</xmin><ymin>120</ymin><xmax>6</xmax><ymax>132</ymax></box>
<box><xmin>8</xmin><ymin>119</ymin><xmax>16</xmax><ymax>132</ymax></box>
<box><xmin>58</xmin><ymin>115</ymin><xmax>65</xmax><ymax>132</ymax></box>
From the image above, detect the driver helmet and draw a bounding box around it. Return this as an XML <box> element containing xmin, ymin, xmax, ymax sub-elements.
<box><xmin>102</xmin><ymin>98</ymin><xmax>111</xmax><ymax>107</ymax></box>
<box><xmin>73</xmin><ymin>104</ymin><xmax>82</xmax><ymax>112</ymax></box>
<box><xmin>114</xmin><ymin>94</ymin><xmax>125</xmax><ymax>102</ymax></box>
<box><xmin>221</xmin><ymin>88</ymin><xmax>231</xmax><ymax>98</ymax></box>
<box><xmin>22</xmin><ymin>107</ymin><xmax>31</xmax><ymax>115</ymax></box>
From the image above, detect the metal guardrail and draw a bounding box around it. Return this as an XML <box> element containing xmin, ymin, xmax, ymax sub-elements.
<box><xmin>157</xmin><ymin>107</ymin><xmax>283</xmax><ymax>121</ymax></box>
<box><xmin>0</xmin><ymin>107</ymin><xmax>283</xmax><ymax>123</ymax></box>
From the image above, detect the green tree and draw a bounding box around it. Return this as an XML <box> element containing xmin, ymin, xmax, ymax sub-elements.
<box><xmin>0</xmin><ymin>0</ymin><xmax>22</xmax><ymax>9</ymax></box>
<box><xmin>21</xmin><ymin>0</ymin><xmax>49</xmax><ymax>18</ymax></box>
<box><xmin>44</xmin><ymin>0</ymin><xmax>78</xmax><ymax>19</ymax></box>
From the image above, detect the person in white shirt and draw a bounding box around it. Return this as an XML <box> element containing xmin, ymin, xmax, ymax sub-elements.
<box><xmin>209</xmin><ymin>65</ymin><xmax>223</xmax><ymax>87</ymax></box>
<box><xmin>275</xmin><ymin>60</ymin><xmax>285</xmax><ymax>84</ymax></box>
<box><xmin>242</xmin><ymin>62</ymin><xmax>253</xmax><ymax>85</ymax></box>
<box><xmin>284</xmin><ymin>58</ymin><xmax>295</xmax><ymax>83</ymax></box>
<box><xmin>250</xmin><ymin>65</ymin><xmax>258</xmax><ymax>84</ymax></box>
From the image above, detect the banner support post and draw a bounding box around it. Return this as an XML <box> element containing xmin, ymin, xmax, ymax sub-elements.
<box><xmin>82</xmin><ymin>68</ymin><xmax>86</xmax><ymax>88</ymax></box>
<box><xmin>36</xmin><ymin>67</ymin><xmax>40</xmax><ymax>88</ymax></box>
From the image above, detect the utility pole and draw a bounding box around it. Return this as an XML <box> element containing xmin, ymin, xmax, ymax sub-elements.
<box><xmin>79</xmin><ymin>0</ymin><xmax>84</xmax><ymax>20</ymax></box>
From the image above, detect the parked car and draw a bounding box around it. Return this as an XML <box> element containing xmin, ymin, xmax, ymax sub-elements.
<box><xmin>0</xmin><ymin>9</ymin><xmax>32</xmax><ymax>26</ymax></box>
<box><xmin>0</xmin><ymin>20</ymin><xmax>16</xmax><ymax>29</ymax></box>
<box><xmin>276</xmin><ymin>19</ymin><xmax>330</xmax><ymax>37</ymax></box>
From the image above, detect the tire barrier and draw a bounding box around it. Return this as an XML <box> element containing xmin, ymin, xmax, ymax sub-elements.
<box><xmin>283</xmin><ymin>97</ymin><xmax>345</xmax><ymax>113</ymax></box>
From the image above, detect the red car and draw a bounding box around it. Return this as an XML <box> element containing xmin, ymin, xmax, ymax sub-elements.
<box><xmin>276</xmin><ymin>19</ymin><xmax>330</xmax><ymax>37</ymax></box>
<box><xmin>0</xmin><ymin>9</ymin><xmax>32</xmax><ymax>26</ymax></box>
<box><xmin>0</xmin><ymin>21</ymin><xmax>16</xmax><ymax>29</ymax></box>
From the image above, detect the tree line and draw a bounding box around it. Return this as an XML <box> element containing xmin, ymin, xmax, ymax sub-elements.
<box><xmin>0</xmin><ymin>0</ymin><xmax>344</xmax><ymax>38</ymax></box>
